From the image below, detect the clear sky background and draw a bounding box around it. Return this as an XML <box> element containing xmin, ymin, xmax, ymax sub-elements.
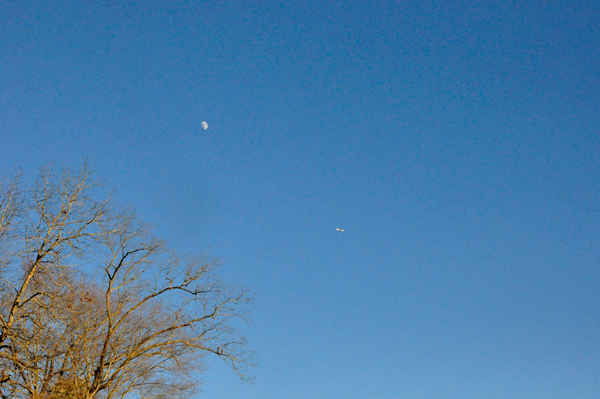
<box><xmin>2</xmin><ymin>1</ymin><xmax>600</xmax><ymax>398</ymax></box>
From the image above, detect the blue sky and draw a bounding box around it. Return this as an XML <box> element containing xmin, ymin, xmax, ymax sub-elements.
<box><xmin>2</xmin><ymin>1</ymin><xmax>600</xmax><ymax>398</ymax></box>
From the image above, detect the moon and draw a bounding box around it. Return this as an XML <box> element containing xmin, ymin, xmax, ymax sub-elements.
<box><xmin>201</xmin><ymin>121</ymin><xmax>208</xmax><ymax>130</ymax></box>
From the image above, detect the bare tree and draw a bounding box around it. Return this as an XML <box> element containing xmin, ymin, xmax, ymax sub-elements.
<box><xmin>0</xmin><ymin>164</ymin><xmax>254</xmax><ymax>399</ymax></box>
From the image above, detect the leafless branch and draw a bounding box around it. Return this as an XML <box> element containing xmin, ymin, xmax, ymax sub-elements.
<box><xmin>0</xmin><ymin>163</ymin><xmax>254</xmax><ymax>399</ymax></box>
